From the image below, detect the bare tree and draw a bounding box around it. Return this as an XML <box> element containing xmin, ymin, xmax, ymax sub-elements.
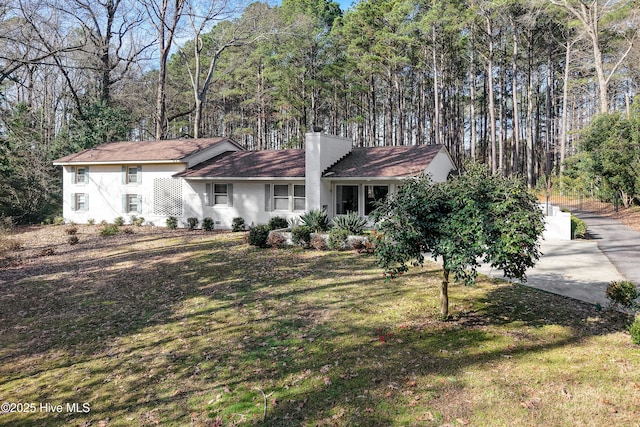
<box><xmin>550</xmin><ymin>0</ymin><xmax>637</xmax><ymax>114</ymax></box>
<box><xmin>142</xmin><ymin>0</ymin><xmax>186</xmax><ymax>140</ymax></box>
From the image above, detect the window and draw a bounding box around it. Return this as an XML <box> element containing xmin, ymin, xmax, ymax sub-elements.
<box><xmin>71</xmin><ymin>166</ymin><xmax>89</xmax><ymax>184</ymax></box>
<box><xmin>336</xmin><ymin>185</ymin><xmax>359</xmax><ymax>215</ymax></box>
<box><xmin>71</xmin><ymin>193</ymin><xmax>89</xmax><ymax>211</ymax></box>
<box><xmin>122</xmin><ymin>165</ymin><xmax>141</xmax><ymax>184</ymax></box>
<box><xmin>214</xmin><ymin>184</ymin><xmax>229</xmax><ymax>205</ymax></box>
<box><xmin>273</xmin><ymin>184</ymin><xmax>289</xmax><ymax>210</ymax></box>
<box><xmin>293</xmin><ymin>185</ymin><xmax>306</xmax><ymax>211</ymax></box>
<box><xmin>123</xmin><ymin>194</ymin><xmax>142</xmax><ymax>213</ymax></box>
<box><xmin>364</xmin><ymin>185</ymin><xmax>389</xmax><ymax>215</ymax></box>
<box><xmin>205</xmin><ymin>183</ymin><xmax>233</xmax><ymax>207</ymax></box>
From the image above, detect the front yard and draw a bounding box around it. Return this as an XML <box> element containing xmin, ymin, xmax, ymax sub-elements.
<box><xmin>0</xmin><ymin>226</ymin><xmax>638</xmax><ymax>426</ymax></box>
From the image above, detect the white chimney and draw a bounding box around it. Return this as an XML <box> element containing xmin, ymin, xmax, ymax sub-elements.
<box><xmin>305</xmin><ymin>132</ymin><xmax>353</xmax><ymax>213</ymax></box>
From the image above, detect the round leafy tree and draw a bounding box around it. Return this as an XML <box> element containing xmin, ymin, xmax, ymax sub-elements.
<box><xmin>372</xmin><ymin>163</ymin><xmax>545</xmax><ymax>318</ymax></box>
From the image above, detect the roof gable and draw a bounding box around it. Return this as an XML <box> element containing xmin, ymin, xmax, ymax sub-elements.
<box><xmin>323</xmin><ymin>144</ymin><xmax>446</xmax><ymax>178</ymax></box>
<box><xmin>53</xmin><ymin>137</ymin><xmax>242</xmax><ymax>165</ymax></box>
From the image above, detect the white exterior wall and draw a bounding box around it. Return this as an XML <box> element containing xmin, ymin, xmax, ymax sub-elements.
<box><xmin>424</xmin><ymin>148</ymin><xmax>456</xmax><ymax>182</ymax></box>
<box><xmin>183</xmin><ymin>180</ymin><xmax>307</xmax><ymax>229</ymax></box>
<box><xmin>62</xmin><ymin>163</ymin><xmax>186</xmax><ymax>225</ymax></box>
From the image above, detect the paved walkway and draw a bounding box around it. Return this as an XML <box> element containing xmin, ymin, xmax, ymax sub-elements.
<box><xmin>478</xmin><ymin>213</ymin><xmax>640</xmax><ymax>307</ymax></box>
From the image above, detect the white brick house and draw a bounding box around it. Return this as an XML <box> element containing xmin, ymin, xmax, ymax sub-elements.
<box><xmin>53</xmin><ymin>133</ymin><xmax>456</xmax><ymax>228</ymax></box>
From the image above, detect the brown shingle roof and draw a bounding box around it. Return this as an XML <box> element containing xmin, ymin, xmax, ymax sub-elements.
<box><xmin>175</xmin><ymin>149</ymin><xmax>306</xmax><ymax>178</ymax></box>
<box><xmin>53</xmin><ymin>137</ymin><xmax>236</xmax><ymax>164</ymax></box>
<box><xmin>324</xmin><ymin>144</ymin><xmax>445</xmax><ymax>178</ymax></box>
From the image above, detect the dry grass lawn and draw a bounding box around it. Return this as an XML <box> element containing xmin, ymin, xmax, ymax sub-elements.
<box><xmin>0</xmin><ymin>224</ymin><xmax>639</xmax><ymax>426</ymax></box>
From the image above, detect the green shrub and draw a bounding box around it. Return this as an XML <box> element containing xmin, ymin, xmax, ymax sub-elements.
<box><xmin>332</xmin><ymin>212</ymin><xmax>368</xmax><ymax>235</ymax></box>
<box><xmin>87</xmin><ymin>218</ymin><xmax>96</xmax><ymax>225</ymax></box>
<box><xmin>630</xmin><ymin>316</ymin><xmax>640</xmax><ymax>345</ymax></box>
<box><xmin>187</xmin><ymin>217</ymin><xmax>199</xmax><ymax>230</ymax></box>
<box><xmin>114</xmin><ymin>216</ymin><xmax>125</xmax><ymax>227</ymax></box>
<box><xmin>571</xmin><ymin>215</ymin><xmax>587</xmax><ymax>239</ymax></box>
<box><xmin>291</xmin><ymin>225</ymin><xmax>312</xmax><ymax>246</ymax></box>
<box><xmin>166</xmin><ymin>216</ymin><xmax>178</xmax><ymax>230</ymax></box>
<box><xmin>328</xmin><ymin>228</ymin><xmax>350</xmax><ymax>250</ymax></box>
<box><xmin>100</xmin><ymin>224</ymin><xmax>120</xmax><ymax>237</ymax></box>
<box><xmin>249</xmin><ymin>224</ymin><xmax>271</xmax><ymax>248</ymax></box>
<box><xmin>52</xmin><ymin>216</ymin><xmax>65</xmax><ymax>225</ymax></box>
<box><xmin>202</xmin><ymin>217</ymin><xmax>214</xmax><ymax>231</ymax></box>
<box><xmin>300</xmin><ymin>208</ymin><xmax>330</xmax><ymax>232</ymax></box>
<box><xmin>130</xmin><ymin>216</ymin><xmax>145</xmax><ymax>227</ymax></box>
<box><xmin>606</xmin><ymin>280</ymin><xmax>639</xmax><ymax>309</ymax></box>
<box><xmin>232</xmin><ymin>217</ymin><xmax>246</xmax><ymax>232</ymax></box>
<box><xmin>268</xmin><ymin>216</ymin><xmax>289</xmax><ymax>230</ymax></box>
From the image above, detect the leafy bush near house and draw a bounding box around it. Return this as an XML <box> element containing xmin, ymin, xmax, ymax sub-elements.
<box><xmin>268</xmin><ymin>216</ymin><xmax>289</xmax><ymax>230</ymax></box>
<box><xmin>332</xmin><ymin>212</ymin><xmax>368</xmax><ymax>235</ymax></box>
<box><xmin>187</xmin><ymin>217</ymin><xmax>199</xmax><ymax>230</ymax></box>
<box><xmin>130</xmin><ymin>216</ymin><xmax>145</xmax><ymax>227</ymax></box>
<box><xmin>606</xmin><ymin>280</ymin><xmax>639</xmax><ymax>309</ymax></box>
<box><xmin>100</xmin><ymin>224</ymin><xmax>120</xmax><ymax>237</ymax></box>
<box><xmin>300</xmin><ymin>208</ymin><xmax>330</xmax><ymax>232</ymax></box>
<box><xmin>114</xmin><ymin>216</ymin><xmax>125</xmax><ymax>227</ymax></box>
<box><xmin>166</xmin><ymin>216</ymin><xmax>178</xmax><ymax>230</ymax></box>
<box><xmin>267</xmin><ymin>231</ymin><xmax>287</xmax><ymax>248</ymax></box>
<box><xmin>202</xmin><ymin>217</ymin><xmax>214</xmax><ymax>231</ymax></box>
<box><xmin>571</xmin><ymin>215</ymin><xmax>587</xmax><ymax>239</ymax></box>
<box><xmin>231</xmin><ymin>217</ymin><xmax>246</xmax><ymax>232</ymax></box>
<box><xmin>291</xmin><ymin>225</ymin><xmax>312</xmax><ymax>246</ymax></box>
<box><xmin>630</xmin><ymin>316</ymin><xmax>640</xmax><ymax>345</ymax></box>
<box><xmin>248</xmin><ymin>224</ymin><xmax>270</xmax><ymax>248</ymax></box>
<box><xmin>328</xmin><ymin>228</ymin><xmax>350</xmax><ymax>250</ymax></box>
<box><xmin>87</xmin><ymin>218</ymin><xmax>96</xmax><ymax>225</ymax></box>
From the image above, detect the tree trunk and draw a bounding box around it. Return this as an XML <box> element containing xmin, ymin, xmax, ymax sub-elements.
<box><xmin>440</xmin><ymin>265</ymin><xmax>450</xmax><ymax>319</ymax></box>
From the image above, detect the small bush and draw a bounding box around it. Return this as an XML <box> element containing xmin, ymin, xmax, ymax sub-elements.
<box><xmin>267</xmin><ymin>231</ymin><xmax>287</xmax><ymax>248</ymax></box>
<box><xmin>310</xmin><ymin>235</ymin><xmax>327</xmax><ymax>250</ymax></box>
<box><xmin>114</xmin><ymin>216</ymin><xmax>125</xmax><ymax>227</ymax></box>
<box><xmin>100</xmin><ymin>224</ymin><xmax>120</xmax><ymax>237</ymax></box>
<box><xmin>52</xmin><ymin>216</ymin><xmax>65</xmax><ymax>225</ymax></box>
<box><xmin>130</xmin><ymin>216</ymin><xmax>145</xmax><ymax>227</ymax></box>
<box><xmin>232</xmin><ymin>217</ymin><xmax>246</xmax><ymax>232</ymax></box>
<box><xmin>187</xmin><ymin>217</ymin><xmax>199</xmax><ymax>230</ymax></box>
<box><xmin>630</xmin><ymin>316</ymin><xmax>640</xmax><ymax>345</ymax></box>
<box><xmin>291</xmin><ymin>225</ymin><xmax>312</xmax><ymax>246</ymax></box>
<box><xmin>87</xmin><ymin>218</ymin><xmax>96</xmax><ymax>225</ymax></box>
<box><xmin>300</xmin><ymin>208</ymin><xmax>330</xmax><ymax>232</ymax></box>
<box><xmin>166</xmin><ymin>216</ymin><xmax>178</xmax><ymax>230</ymax></box>
<box><xmin>202</xmin><ymin>217</ymin><xmax>215</xmax><ymax>231</ymax></box>
<box><xmin>606</xmin><ymin>280</ymin><xmax>639</xmax><ymax>309</ymax></box>
<box><xmin>249</xmin><ymin>224</ymin><xmax>271</xmax><ymax>248</ymax></box>
<box><xmin>571</xmin><ymin>215</ymin><xmax>587</xmax><ymax>239</ymax></box>
<box><xmin>0</xmin><ymin>216</ymin><xmax>15</xmax><ymax>233</ymax></box>
<box><xmin>332</xmin><ymin>212</ymin><xmax>368</xmax><ymax>235</ymax></box>
<box><xmin>65</xmin><ymin>226</ymin><xmax>78</xmax><ymax>236</ymax></box>
<box><xmin>68</xmin><ymin>235</ymin><xmax>79</xmax><ymax>245</ymax></box>
<box><xmin>328</xmin><ymin>228</ymin><xmax>350</xmax><ymax>250</ymax></box>
<box><xmin>268</xmin><ymin>216</ymin><xmax>289</xmax><ymax>230</ymax></box>
<box><xmin>100</xmin><ymin>220</ymin><xmax>109</xmax><ymax>226</ymax></box>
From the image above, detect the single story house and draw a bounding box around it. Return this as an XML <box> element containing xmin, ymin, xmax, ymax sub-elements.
<box><xmin>53</xmin><ymin>133</ymin><xmax>456</xmax><ymax>228</ymax></box>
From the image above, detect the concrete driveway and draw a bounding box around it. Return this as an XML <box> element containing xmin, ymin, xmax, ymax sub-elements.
<box><xmin>478</xmin><ymin>238</ymin><xmax>624</xmax><ymax>307</ymax></box>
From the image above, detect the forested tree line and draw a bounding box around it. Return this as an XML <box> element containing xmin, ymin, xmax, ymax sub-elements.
<box><xmin>0</xmin><ymin>0</ymin><xmax>638</xmax><ymax>222</ymax></box>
